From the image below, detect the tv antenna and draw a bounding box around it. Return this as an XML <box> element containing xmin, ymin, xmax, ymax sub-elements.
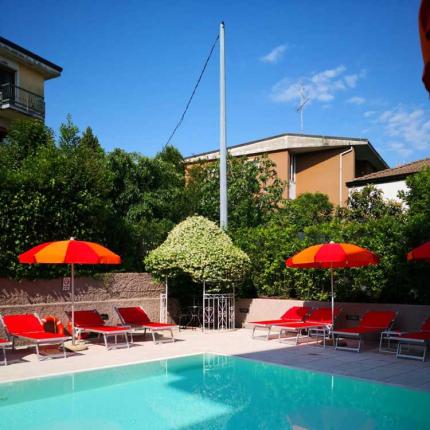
<box><xmin>296</xmin><ymin>85</ymin><xmax>309</xmax><ymax>131</ymax></box>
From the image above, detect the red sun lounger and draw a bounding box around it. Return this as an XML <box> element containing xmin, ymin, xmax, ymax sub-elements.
<box><xmin>274</xmin><ymin>307</ymin><xmax>342</xmax><ymax>347</ymax></box>
<box><xmin>250</xmin><ymin>306</ymin><xmax>312</xmax><ymax>340</ymax></box>
<box><xmin>395</xmin><ymin>316</ymin><xmax>430</xmax><ymax>361</ymax></box>
<box><xmin>115</xmin><ymin>306</ymin><xmax>177</xmax><ymax>344</ymax></box>
<box><xmin>0</xmin><ymin>313</ymin><xmax>70</xmax><ymax>361</ymax></box>
<box><xmin>67</xmin><ymin>309</ymin><xmax>131</xmax><ymax>350</ymax></box>
<box><xmin>333</xmin><ymin>310</ymin><xmax>397</xmax><ymax>352</ymax></box>
<box><xmin>0</xmin><ymin>339</ymin><xmax>11</xmax><ymax>365</ymax></box>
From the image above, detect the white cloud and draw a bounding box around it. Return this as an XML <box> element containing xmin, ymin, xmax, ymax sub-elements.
<box><xmin>271</xmin><ymin>65</ymin><xmax>365</xmax><ymax>105</ymax></box>
<box><xmin>363</xmin><ymin>110</ymin><xmax>376</xmax><ymax>118</ymax></box>
<box><xmin>347</xmin><ymin>96</ymin><xmax>366</xmax><ymax>105</ymax></box>
<box><xmin>260</xmin><ymin>45</ymin><xmax>287</xmax><ymax>64</ymax></box>
<box><xmin>388</xmin><ymin>142</ymin><xmax>413</xmax><ymax>158</ymax></box>
<box><xmin>378</xmin><ymin>107</ymin><xmax>430</xmax><ymax>151</ymax></box>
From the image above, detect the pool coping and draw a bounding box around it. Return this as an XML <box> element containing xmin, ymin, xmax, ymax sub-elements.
<box><xmin>2</xmin><ymin>350</ymin><xmax>430</xmax><ymax>395</ymax></box>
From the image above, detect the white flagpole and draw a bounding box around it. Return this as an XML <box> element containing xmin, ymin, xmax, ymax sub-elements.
<box><xmin>219</xmin><ymin>21</ymin><xmax>228</xmax><ymax>230</ymax></box>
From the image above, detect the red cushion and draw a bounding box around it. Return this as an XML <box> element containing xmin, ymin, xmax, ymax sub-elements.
<box><xmin>72</xmin><ymin>310</ymin><xmax>105</xmax><ymax>327</ymax></box>
<box><xmin>14</xmin><ymin>331</ymin><xmax>67</xmax><ymax>340</ymax></box>
<box><xmin>141</xmin><ymin>322</ymin><xmax>175</xmax><ymax>328</ymax></box>
<box><xmin>78</xmin><ymin>325</ymin><xmax>128</xmax><ymax>333</ymax></box>
<box><xmin>334</xmin><ymin>326</ymin><xmax>383</xmax><ymax>334</ymax></box>
<box><xmin>306</xmin><ymin>307</ymin><xmax>341</xmax><ymax>324</ymax></box>
<box><xmin>250</xmin><ymin>319</ymin><xmax>286</xmax><ymax>326</ymax></box>
<box><xmin>421</xmin><ymin>316</ymin><xmax>430</xmax><ymax>331</ymax></box>
<box><xmin>280</xmin><ymin>306</ymin><xmax>311</xmax><ymax>322</ymax></box>
<box><xmin>361</xmin><ymin>311</ymin><xmax>396</xmax><ymax>329</ymax></box>
<box><xmin>400</xmin><ymin>331</ymin><xmax>430</xmax><ymax>340</ymax></box>
<box><xmin>117</xmin><ymin>307</ymin><xmax>151</xmax><ymax>325</ymax></box>
<box><xmin>275</xmin><ymin>321</ymin><xmax>321</xmax><ymax>329</ymax></box>
<box><xmin>0</xmin><ymin>338</ymin><xmax>10</xmax><ymax>344</ymax></box>
<box><xmin>3</xmin><ymin>314</ymin><xmax>44</xmax><ymax>335</ymax></box>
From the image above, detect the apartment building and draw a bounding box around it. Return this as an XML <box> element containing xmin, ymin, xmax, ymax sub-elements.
<box><xmin>185</xmin><ymin>133</ymin><xmax>388</xmax><ymax>207</ymax></box>
<box><xmin>0</xmin><ymin>36</ymin><xmax>62</xmax><ymax>140</ymax></box>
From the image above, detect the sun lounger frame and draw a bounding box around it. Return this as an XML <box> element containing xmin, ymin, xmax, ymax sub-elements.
<box><xmin>115</xmin><ymin>306</ymin><xmax>177</xmax><ymax>344</ymax></box>
<box><xmin>0</xmin><ymin>313</ymin><xmax>70</xmax><ymax>361</ymax></box>
<box><xmin>67</xmin><ymin>310</ymin><xmax>132</xmax><ymax>350</ymax></box>
<box><xmin>274</xmin><ymin>308</ymin><xmax>342</xmax><ymax>348</ymax></box>
<box><xmin>250</xmin><ymin>306</ymin><xmax>312</xmax><ymax>341</ymax></box>
<box><xmin>333</xmin><ymin>311</ymin><xmax>397</xmax><ymax>352</ymax></box>
<box><xmin>393</xmin><ymin>317</ymin><xmax>430</xmax><ymax>361</ymax></box>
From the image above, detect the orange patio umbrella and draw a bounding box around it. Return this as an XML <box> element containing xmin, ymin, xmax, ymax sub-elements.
<box><xmin>419</xmin><ymin>0</ymin><xmax>430</xmax><ymax>93</ymax></box>
<box><xmin>19</xmin><ymin>238</ymin><xmax>121</xmax><ymax>344</ymax></box>
<box><xmin>286</xmin><ymin>242</ymin><xmax>379</xmax><ymax>326</ymax></box>
<box><xmin>407</xmin><ymin>241</ymin><xmax>430</xmax><ymax>262</ymax></box>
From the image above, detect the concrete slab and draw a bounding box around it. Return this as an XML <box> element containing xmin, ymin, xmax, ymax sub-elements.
<box><xmin>0</xmin><ymin>328</ymin><xmax>428</xmax><ymax>392</ymax></box>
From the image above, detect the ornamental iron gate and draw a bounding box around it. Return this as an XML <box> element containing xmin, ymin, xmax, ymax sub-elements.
<box><xmin>203</xmin><ymin>292</ymin><xmax>235</xmax><ymax>331</ymax></box>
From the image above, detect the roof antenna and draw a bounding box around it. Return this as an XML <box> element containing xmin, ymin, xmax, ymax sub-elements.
<box><xmin>296</xmin><ymin>85</ymin><xmax>309</xmax><ymax>131</ymax></box>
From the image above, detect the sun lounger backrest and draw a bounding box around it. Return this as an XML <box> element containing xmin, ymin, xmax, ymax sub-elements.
<box><xmin>421</xmin><ymin>316</ymin><xmax>430</xmax><ymax>332</ymax></box>
<box><xmin>307</xmin><ymin>307</ymin><xmax>341</xmax><ymax>323</ymax></box>
<box><xmin>71</xmin><ymin>310</ymin><xmax>105</xmax><ymax>327</ymax></box>
<box><xmin>2</xmin><ymin>314</ymin><xmax>43</xmax><ymax>334</ymax></box>
<box><xmin>117</xmin><ymin>307</ymin><xmax>151</xmax><ymax>325</ymax></box>
<box><xmin>360</xmin><ymin>311</ymin><xmax>396</xmax><ymax>329</ymax></box>
<box><xmin>281</xmin><ymin>306</ymin><xmax>311</xmax><ymax>322</ymax></box>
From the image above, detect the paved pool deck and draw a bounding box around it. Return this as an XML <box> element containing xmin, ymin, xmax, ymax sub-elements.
<box><xmin>1</xmin><ymin>328</ymin><xmax>429</xmax><ymax>391</ymax></box>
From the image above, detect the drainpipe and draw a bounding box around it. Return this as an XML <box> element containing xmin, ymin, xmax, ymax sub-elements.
<box><xmin>339</xmin><ymin>147</ymin><xmax>353</xmax><ymax>207</ymax></box>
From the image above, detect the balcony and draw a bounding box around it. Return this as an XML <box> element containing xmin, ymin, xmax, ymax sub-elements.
<box><xmin>0</xmin><ymin>83</ymin><xmax>45</xmax><ymax>119</ymax></box>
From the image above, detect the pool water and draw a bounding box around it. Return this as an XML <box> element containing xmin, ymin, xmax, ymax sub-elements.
<box><xmin>0</xmin><ymin>353</ymin><xmax>429</xmax><ymax>429</ymax></box>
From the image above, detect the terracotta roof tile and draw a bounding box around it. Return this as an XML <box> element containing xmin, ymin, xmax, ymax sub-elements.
<box><xmin>348</xmin><ymin>158</ymin><xmax>430</xmax><ymax>186</ymax></box>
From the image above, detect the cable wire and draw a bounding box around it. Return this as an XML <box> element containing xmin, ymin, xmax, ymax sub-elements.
<box><xmin>164</xmin><ymin>34</ymin><xmax>219</xmax><ymax>147</ymax></box>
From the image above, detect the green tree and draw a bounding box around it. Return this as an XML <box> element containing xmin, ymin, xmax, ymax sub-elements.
<box><xmin>145</xmin><ymin>216</ymin><xmax>250</xmax><ymax>287</ymax></box>
<box><xmin>186</xmin><ymin>155</ymin><xmax>286</xmax><ymax>229</ymax></box>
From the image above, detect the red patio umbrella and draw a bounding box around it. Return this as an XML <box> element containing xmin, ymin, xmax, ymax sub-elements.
<box><xmin>419</xmin><ymin>0</ymin><xmax>430</xmax><ymax>93</ymax></box>
<box><xmin>19</xmin><ymin>238</ymin><xmax>121</xmax><ymax>344</ymax></box>
<box><xmin>407</xmin><ymin>241</ymin><xmax>430</xmax><ymax>262</ymax></box>
<box><xmin>286</xmin><ymin>242</ymin><xmax>379</xmax><ymax>326</ymax></box>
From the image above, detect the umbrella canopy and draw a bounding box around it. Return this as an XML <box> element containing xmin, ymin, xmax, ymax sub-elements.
<box><xmin>419</xmin><ymin>0</ymin><xmax>430</xmax><ymax>93</ymax></box>
<box><xmin>19</xmin><ymin>238</ymin><xmax>121</xmax><ymax>344</ymax></box>
<box><xmin>286</xmin><ymin>242</ymin><xmax>379</xmax><ymax>326</ymax></box>
<box><xmin>286</xmin><ymin>242</ymin><xmax>379</xmax><ymax>269</ymax></box>
<box><xmin>19</xmin><ymin>240</ymin><xmax>120</xmax><ymax>265</ymax></box>
<box><xmin>407</xmin><ymin>241</ymin><xmax>430</xmax><ymax>262</ymax></box>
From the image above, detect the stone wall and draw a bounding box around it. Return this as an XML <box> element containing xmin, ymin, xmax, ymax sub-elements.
<box><xmin>0</xmin><ymin>273</ymin><xmax>171</xmax><ymax>336</ymax></box>
<box><xmin>236</xmin><ymin>298</ymin><xmax>430</xmax><ymax>332</ymax></box>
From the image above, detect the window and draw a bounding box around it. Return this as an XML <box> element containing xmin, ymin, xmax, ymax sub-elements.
<box><xmin>0</xmin><ymin>66</ymin><xmax>15</xmax><ymax>86</ymax></box>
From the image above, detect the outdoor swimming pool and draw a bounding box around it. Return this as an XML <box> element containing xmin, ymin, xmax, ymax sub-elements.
<box><xmin>0</xmin><ymin>353</ymin><xmax>429</xmax><ymax>429</ymax></box>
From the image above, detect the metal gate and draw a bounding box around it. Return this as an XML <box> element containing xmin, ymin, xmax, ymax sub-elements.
<box><xmin>203</xmin><ymin>293</ymin><xmax>235</xmax><ymax>331</ymax></box>
<box><xmin>159</xmin><ymin>293</ymin><xmax>167</xmax><ymax>323</ymax></box>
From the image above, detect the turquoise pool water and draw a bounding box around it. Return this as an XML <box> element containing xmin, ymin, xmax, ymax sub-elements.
<box><xmin>0</xmin><ymin>354</ymin><xmax>429</xmax><ymax>429</ymax></box>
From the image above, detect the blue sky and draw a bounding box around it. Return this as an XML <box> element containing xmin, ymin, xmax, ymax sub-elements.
<box><xmin>2</xmin><ymin>0</ymin><xmax>429</xmax><ymax>166</ymax></box>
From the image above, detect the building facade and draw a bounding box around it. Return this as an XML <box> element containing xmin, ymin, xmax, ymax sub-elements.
<box><xmin>347</xmin><ymin>158</ymin><xmax>430</xmax><ymax>203</ymax></box>
<box><xmin>0</xmin><ymin>36</ymin><xmax>62</xmax><ymax>140</ymax></box>
<box><xmin>185</xmin><ymin>133</ymin><xmax>388</xmax><ymax>207</ymax></box>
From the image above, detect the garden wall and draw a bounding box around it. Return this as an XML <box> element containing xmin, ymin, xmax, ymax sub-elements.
<box><xmin>236</xmin><ymin>298</ymin><xmax>430</xmax><ymax>332</ymax></box>
<box><xmin>0</xmin><ymin>273</ymin><xmax>173</xmax><ymax>336</ymax></box>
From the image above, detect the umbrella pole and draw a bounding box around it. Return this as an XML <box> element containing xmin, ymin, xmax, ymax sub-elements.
<box><xmin>71</xmin><ymin>263</ymin><xmax>75</xmax><ymax>345</ymax></box>
<box><xmin>165</xmin><ymin>276</ymin><xmax>168</xmax><ymax>323</ymax></box>
<box><xmin>330</xmin><ymin>267</ymin><xmax>334</xmax><ymax>327</ymax></box>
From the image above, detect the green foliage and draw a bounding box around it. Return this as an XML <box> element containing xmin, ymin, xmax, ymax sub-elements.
<box><xmin>232</xmin><ymin>184</ymin><xmax>429</xmax><ymax>304</ymax></box>
<box><xmin>338</xmin><ymin>185</ymin><xmax>403</xmax><ymax>221</ymax></box>
<box><xmin>145</xmin><ymin>216</ymin><xmax>250</xmax><ymax>286</ymax></box>
<box><xmin>0</xmin><ymin>118</ymin><xmax>187</xmax><ymax>278</ymax></box>
<box><xmin>186</xmin><ymin>155</ymin><xmax>286</xmax><ymax>228</ymax></box>
<box><xmin>1</xmin><ymin>117</ymin><xmax>428</xmax><ymax>305</ymax></box>
<box><xmin>402</xmin><ymin>167</ymin><xmax>430</xmax><ymax>244</ymax></box>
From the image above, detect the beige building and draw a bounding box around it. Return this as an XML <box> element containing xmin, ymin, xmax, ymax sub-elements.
<box><xmin>347</xmin><ymin>158</ymin><xmax>430</xmax><ymax>203</ymax></box>
<box><xmin>185</xmin><ymin>133</ymin><xmax>388</xmax><ymax>206</ymax></box>
<box><xmin>0</xmin><ymin>36</ymin><xmax>62</xmax><ymax>139</ymax></box>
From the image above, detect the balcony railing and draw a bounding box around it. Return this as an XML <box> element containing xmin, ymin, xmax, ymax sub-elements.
<box><xmin>0</xmin><ymin>83</ymin><xmax>45</xmax><ymax>118</ymax></box>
